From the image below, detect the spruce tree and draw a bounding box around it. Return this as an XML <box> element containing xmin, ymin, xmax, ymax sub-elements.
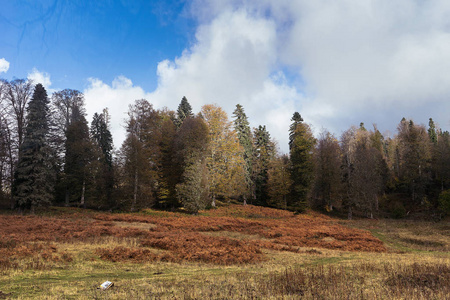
<box><xmin>428</xmin><ymin>118</ymin><xmax>438</xmax><ymax>144</ymax></box>
<box><xmin>253</xmin><ymin>125</ymin><xmax>274</xmax><ymax>206</ymax></box>
<box><xmin>176</xmin><ymin>96</ymin><xmax>193</xmax><ymax>127</ymax></box>
<box><xmin>90</xmin><ymin>110</ymin><xmax>114</xmax><ymax>207</ymax></box>
<box><xmin>64</xmin><ymin>106</ymin><xmax>91</xmax><ymax>207</ymax></box>
<box><xmin>13</xmin><ymin>84</ymin><xmax>54</xmax><ymax>212</ymax></box>
<box><xmin>288</xmin><ymin>112</ymin><xmax>316</xmax><ymax>212</ymax></box>
<box><xmin>232</xmin><ymin>104</ymin><xmax>253</xmax><ymax>202</ymax></box>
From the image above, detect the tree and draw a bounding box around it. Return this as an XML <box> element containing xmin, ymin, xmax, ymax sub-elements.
<box><xmin>396</xmin><ymin>119</ymin><xmax>431</xmax><ymax>205</ymax></box>
<box><xmin>288</xmin><ymin>112</ymin><xmax>316</xmax><ymax>212</ymax></box>
<box><xmin>50</xmin><ymin>89</ymin><xmax>87</xmax><ymax>206</ymax></box>
<box><xmin>311</xmin><ymin>131</ymin><xmax>342</xmax><ymax>211</ymax></box>
<box><xmin>13</xmin><ymin>84</ymin><xmax>54</xmax><ymax>212</ymax></box>
<box><xmin>64</xmin><ymin>105</ymin><xmax>92</xmax><ymax>207</ymax></box>
<box><xmin>428</xmin><ymin>118</ymin><xmax>438</xmax><ymax>144</ymax></box>
<box><xmin>176</xmin><ymin>96</ymin><xmax>193</xmax><ymax>127</ymax></box>
<box><xmin>90</xmin><ymin>109</ymin><xmax>115</xmax><ymax>208</ymax></box>
<box><xmin>1</xmin><ymin>79</ymin><xmax>33</xmax><ymax>208</ymax></box>
<box><xmin>340</xmin><ymin>126</ymin><xmax>386</xmax><ymax>219</ymax></box>
<box><xmin>175</xmin><ymin>116</ymin><xmax>210</xmax><ymax>213</ymax></box>
<box><xmin>156</xmin><ymin>109</ymin><xmax>178</xmax><ymax>208</ymax></box>
<box><xmin>201</xmin><ymin>104</ymin><xmax>246</xmax><ymax>205</ymax></box>
<box><xmin>433</xmin><ymin>131</ymin><xmax>450</xmax><ymax>192</ymax></box>
<box><xmin>120</xmin><ymin>99</ymin><xmax>159</xmax><ymax>211</ymax></box>
<box><xmin>267</xmin><ymin>154</ymin><xmax>292</xmax><ymax>209</ymax></box>
<box><xmin>232</xmin><ymin>104</ymin><xmax>253</xmax><ymax>202</ymax></box>
<box><xmin>252</xmin><ymin>125</ymin><xmax>275</xmax><ymax>206</ymax></box>
<box><xmin>4</xmin><ymin>79</ymin><xmax>33</xmax><ymax>149</ymax></box>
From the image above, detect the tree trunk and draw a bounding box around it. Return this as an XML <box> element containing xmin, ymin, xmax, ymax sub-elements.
<box><xmin>131</xmin><ymin>169</ymin><xmax>138</xmax><ymax>212</ymax></box>
<box><xmin>80</xmin><ymin>180</ymin><xmax>85</xmax><ymax>208</ymax></box>
<box><xmin>65</xmin><ymin>189</ymin><xmax>69</xmax><ymax>207</ymax></box>
<box><xmin>348</xmin><ymin>206</ymin><xmax>352</xmax><ymax>220</ymax></box>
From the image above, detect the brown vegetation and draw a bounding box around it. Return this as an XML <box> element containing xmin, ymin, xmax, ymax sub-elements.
<box><xmin>0</xmin><ymin>205</ymin><xmax>385</xmax><ymax>269</ymax></box>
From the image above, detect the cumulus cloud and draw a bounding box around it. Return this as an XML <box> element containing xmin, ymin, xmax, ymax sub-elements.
<box><xmin>87</xmin><ymin>0</ymin><xmax>450</xmax><ymax>150</ymax></box>
<box><xmin>182</xmin><ymin>0</ymin><xmax>450</xmax><ymax>139</ymax></box>
<box><xmin>84</xmin><ymin>76</ymin><xmax>153</xmax><ymax>148</ymax></box>
<box><xmin>0</xmin><ymin>58</ymin><xmax>10</xmax><ymax>73</ymax></box>
<box><xmin>147</xmin><ymin>9</ymin><xmax>302</xmax><ymax>152</ymax></box>
<box><xmin>27</xmin><ymin>68</ymin><xmax>52</xmax><ymax>89</ymax></box>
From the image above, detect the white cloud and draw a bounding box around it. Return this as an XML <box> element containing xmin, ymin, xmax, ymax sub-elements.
<box><xmin>79</xmin><ymin>0</ymin><xmax>450</xmax><ymax>150</ymax></box>
<box><xmin>83</xmin><ymin>76</ymin><xmax>153</xmax><ymax>149</ymax></box>
<box><xmin>147</xmin><ymin>9</ymin><xmax>302</xmax><ymax>152</ymax></box>
<box><xmin>182</xmin><ymin>0</ymin><xmax>450</xmax><ymax>138</ymax></box>
<box><xmin>0</xmin><ymin>58</ymin><xmax>10</xmax><ymax>73</ymax></box>
<box><xmin>27</xmin><ymin>68</ymin><xmax>52</xmax><ymax>89</ymax></box>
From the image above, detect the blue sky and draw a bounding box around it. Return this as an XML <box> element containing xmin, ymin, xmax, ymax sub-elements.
<box><xmin>1</xmin><ymin>0</ymin><xmax>191</xmax><ymax>91</ymax></box>
<box><xmin>2</xmin><ymin>1</ymin><xmax>450</xmax><ymax>152</ymax></box>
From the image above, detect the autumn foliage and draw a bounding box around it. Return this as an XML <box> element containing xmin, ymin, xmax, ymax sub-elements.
<box><xmin>0</xmin><ymin>205</ymin><xmax>385</xmax><ymax>266</ymax></box>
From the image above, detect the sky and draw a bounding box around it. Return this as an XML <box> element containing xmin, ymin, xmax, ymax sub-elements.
<box><xmin>1</xmin><ymin>0</ymin><xmax>450</xmax><ymax>153</ymax></box>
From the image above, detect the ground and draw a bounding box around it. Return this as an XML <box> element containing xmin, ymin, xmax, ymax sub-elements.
<box><xmin>0</xmin><ymin>205</ymin><xmax>448</xmax><ymax>299</ymax></box>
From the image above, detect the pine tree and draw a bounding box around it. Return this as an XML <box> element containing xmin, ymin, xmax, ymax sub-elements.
<box><xmin>176</xmin><ymin>96</ymin><xmax>193</xmax><ymax>127</ymax></box>
<box><xmin>232</xmin><ymin>104</ymin><xmax>253</xmax><ymax>202</ymax></box>
<box><xmin>13</xmin><ymin>84</ymin><xmax>54</xmax><ymax>212</ymax></box>
<box><xmin>288</xmin><ymin>112</ymin><xmax>316</xmax><ymax>212</ymax></box>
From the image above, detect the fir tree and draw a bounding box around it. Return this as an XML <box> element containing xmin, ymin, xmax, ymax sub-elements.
<box><xmin>288</xmin><ymin>112</ymin><xmax>316</xmax><ymax>212</ymax></box>
<box><xmin>13</xmin><ymin>84</ymin><xmax>54</xmax><ymax>212</ymax></box>
<box><xmin>90</xmin><ymin>109</ymin><xmax>115</xmax><ymax>207</ymax></box>
<box><xmin>428</xmin><ymin>118</ymin><xmax>438</xmax><ymax>144</ymax></box>
<box><xmin>176</xmin><ymin>96</ymin><xmax>193</xmax><ymax>127</ymax></box>
<box><xmin>232</xmin><ymin>104</ymin><xmax>253</xmax><ymax>202</ymax></box>
<box><xmin>64</xmin><ymin>105</ymin><xmax>91</xmax><ymax>207</ymax></box>
<box><xmin>253</xmin><ymin>125</ymin><xmax>274</xmax><ymax>206</ymax></box>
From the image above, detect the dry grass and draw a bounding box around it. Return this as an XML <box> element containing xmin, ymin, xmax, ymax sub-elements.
<box><xmin>0</xmin><ymin>205</ymin><xmax>448</xmax><ymax>299</ymax></box>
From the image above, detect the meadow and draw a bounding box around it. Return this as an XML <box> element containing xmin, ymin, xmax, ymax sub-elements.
<box><xmin>0</xmin><ymin>205</ymin><xmax>448</xmax><ymax>299</ymax></box>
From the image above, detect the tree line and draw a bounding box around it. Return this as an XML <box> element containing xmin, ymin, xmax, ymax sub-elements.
<box><xmin>0</xmin><ymin>78</ymin><xmax>449</xmax><ymax>218</ymax></box>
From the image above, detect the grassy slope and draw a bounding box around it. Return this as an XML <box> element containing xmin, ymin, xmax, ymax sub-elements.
<box><xmin>0</xmin><ymin>205</ymin><xmax>449</xmax><ymax>299</ymax></box>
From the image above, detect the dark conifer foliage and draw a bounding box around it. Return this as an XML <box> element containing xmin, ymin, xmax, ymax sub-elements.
<box><xmin>64</xmin><ymin>105</ymin><xmax>91</xmax><ymax>207</ymax></box>
<box><xmin>176</xmin><ymin>96</ymin><xmax>193</xmax><ymax>127</ymax></box>
<box><xmin>90</xmin><ymin>110</ymin><xmax>115</xmax><ymax>207</ymax></box>
<box><xmin>253</xmin><ymin>125</ymin><xmax>274</xmax><ymax>206</ymax></box>
<box><xmin>233</xmin><ymin>104</ymin><xmax>253</xmax><ymax>201</ymax></box>
<box><xmin>13</xmin><ymin>84</ymin><xmax>54</xmax><ymax>212</ymax></box>
<box><xmin>288</xmin><ymin>112</ymin><xmax>316</xmax><ymax>212</ymax></box>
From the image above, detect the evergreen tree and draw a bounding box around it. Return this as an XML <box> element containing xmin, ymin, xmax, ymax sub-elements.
<box><xmin>428</xmin><ymin>118</ymin><xmax>438</xmax><ymax>144</ymax></box>
<box><xmin>176</xmin><ymin>96</ymin><xmax>193</xmax><ymax>127</ymax></box>
<box><xmin>175</xmin><ymin>116</ymin><xmax>210</xmax><ymax>213</ymax></box>
<box><xmin>253</xmin><ymin>125</ymin><xmax>274</xmax><ymax>206</ymax></box>
<box><xmin>90</xmin><ymin>109</ymin><xmax>114</xmax><ymax>207</ymax></box>
<box><xmin>64</xmin><ymin>106</ymin><xmax>91</xmax><ymax>207</ymax></box>
<box><xmin>232</xmin><ymin>104</ymin><xmax>253</xmax><ymax>202</ymax></box>
<box><xmin>13</xmin><ymin>84</ymin><xmax>54</xmax><ymax>212</ymax></box>
<box><xmin>288</xmin><ymin>112</ymin><xmax>316</xmax><ymax>212</ymax></box>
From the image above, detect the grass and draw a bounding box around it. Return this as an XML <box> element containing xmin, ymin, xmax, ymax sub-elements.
<box><xmin>0</xmin><ymin>205</ymin><xmax>449</xmax><ymax>299</ymax></box>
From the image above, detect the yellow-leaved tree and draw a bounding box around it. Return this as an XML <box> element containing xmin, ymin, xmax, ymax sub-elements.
<box><xmin>200</xmin><ymin>104</ymin><xmax>246</xmax><ymax>205</ymax></box>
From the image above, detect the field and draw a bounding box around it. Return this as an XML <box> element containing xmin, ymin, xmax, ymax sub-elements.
<box><xmin>0</xmin><ymin>205</ymin><xmax>449</xmax><ymax>299</ymax></box>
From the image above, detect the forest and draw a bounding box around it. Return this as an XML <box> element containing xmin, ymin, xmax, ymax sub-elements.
<box><xmin>0</xmin><ymin>78</ymin><xmax>449</xmax><ymax>219</ymax></box>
